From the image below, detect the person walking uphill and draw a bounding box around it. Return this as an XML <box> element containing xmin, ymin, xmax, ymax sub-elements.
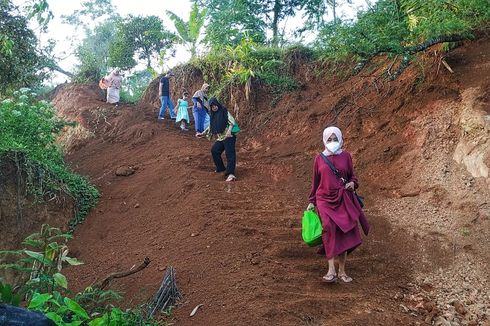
<box><xmin>307</xmin><ymin>126</ymin><xmax>369</xmax><ymax>283</ymax></box>
<box><xmin>158</xmin><ymin>70</ymin><xmax>176</xmax><ymax>120</ymax></box>
<box><xmin>197</xmin><ymin>97</ymin><xmax>239</xmax><ymax>182</ymax></box>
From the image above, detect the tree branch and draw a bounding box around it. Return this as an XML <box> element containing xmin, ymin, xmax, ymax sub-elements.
<box><xmin>48</xmin><ymin>64</ymin><xmax>74</xmax><ymax>78</ymax></box>
<box><xmin>405</xmin><ymin>34</ymin><xmax>466</xmax><ymax>54</ymax></box>
<box><xmin>353</xmin><ymin>34</ymin><xmax>467</xmax><ymax>77</ymax></box>
<box><xmin>94</xmin><ymin>257</ymin><xmax>151</xmax><ymax>290</ymax></box>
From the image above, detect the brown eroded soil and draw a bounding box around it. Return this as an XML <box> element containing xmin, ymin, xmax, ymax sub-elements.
<box><xmin>46</xmin><ymin>36</ymin><xmax>490</xmax><ymax>325</ymax></box>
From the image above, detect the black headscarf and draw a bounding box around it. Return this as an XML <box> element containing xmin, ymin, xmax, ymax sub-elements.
<box><xmin>208</xmin><ymin>97</ymin><xmax>229</xmax><ymax>134</ymax></box>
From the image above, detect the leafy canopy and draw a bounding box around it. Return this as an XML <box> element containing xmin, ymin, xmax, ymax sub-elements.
<box><xmin>0</xmin><ymin>1</ymin><xmax>44</xmax><ymax>96</ymax></box>
<box><xmin>109</xmin><ymin>15</ymin><xmax>174</xmax><ymax>70</ymax></box>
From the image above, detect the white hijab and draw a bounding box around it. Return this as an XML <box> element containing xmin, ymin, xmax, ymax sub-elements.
<box><xmin>322</xmin><ymin>126</ymin><xmax>343</xmax><ymax>156</ymax></box>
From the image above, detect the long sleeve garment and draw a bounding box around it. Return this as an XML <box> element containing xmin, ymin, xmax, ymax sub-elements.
<box><xmin>203</xmin><ymin>112</ymin><xmax>237</xmax><ymax>141</ymax></box>
<box><xmin>192</xmin><ymin>90</ymin><xmax>208</xmax><ymax>110</ymax></box>
<box><xmin>308</xmin><ymin>151</ymin><xmax>369</xmax><ymax>258</ymax></box>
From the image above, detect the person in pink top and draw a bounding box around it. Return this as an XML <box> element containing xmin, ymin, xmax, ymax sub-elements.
<box><xmin>307</xmin><ymin>126</ymin><xmax>369</xmax><ymax>283</ymax></box>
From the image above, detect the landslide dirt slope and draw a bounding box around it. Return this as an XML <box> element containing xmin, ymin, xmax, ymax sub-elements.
<box><xmin>54</xmin><ymin>36</ymin><xmax>490</xmax><ymax>326</ymax></box>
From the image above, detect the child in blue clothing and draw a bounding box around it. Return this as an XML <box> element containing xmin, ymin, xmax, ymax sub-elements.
<box><xmin>175</xmin><ymin>92</ymin><xmax>190</xmax><ymax>131</ymax></box>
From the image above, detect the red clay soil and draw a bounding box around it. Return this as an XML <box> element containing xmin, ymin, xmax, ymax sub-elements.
<box><xmin>56</xmin><ymin>36</ymin><xmax>490</xmax><ymax>326</ymax></box>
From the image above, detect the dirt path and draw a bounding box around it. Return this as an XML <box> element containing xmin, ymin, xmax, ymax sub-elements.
<box><xmin>65</xmin><ymin>116</ymin><xmax>422</xmax><ymax>325</ymax></box>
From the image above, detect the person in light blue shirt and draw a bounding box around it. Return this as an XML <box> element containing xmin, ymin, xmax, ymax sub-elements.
<box><xmin>175</xmin><ymin>91</ymin><xmax>190</xmax><ymax>131</ymax></box>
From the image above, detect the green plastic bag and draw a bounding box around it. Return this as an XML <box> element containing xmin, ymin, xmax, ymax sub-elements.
<box><xmin>231</xmin><ymin>123</ymin><xmax>240</xmax><ymax>134</ymax></box>
<box><xmin>302</xmin><ymin>209</ymin><xmax>323</xmax><ymax>247</ymax></box>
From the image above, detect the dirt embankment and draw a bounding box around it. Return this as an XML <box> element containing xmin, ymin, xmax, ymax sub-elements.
<box><xmin>0</xmin><ymin>156</ymin><xmax>74</xmax><ymax>284</ymax></box>
<box><xmin>36</xmin><ymin>36</ymin><xmax>490</xmax><ymax>325</ymax></box>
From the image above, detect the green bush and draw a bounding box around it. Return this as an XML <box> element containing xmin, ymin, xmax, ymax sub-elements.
<box><xmin>314</xmin><ymin>0</ymin><xmax>490</xmax><ymax>75</ymax></box>
<box><xmin>190</xmin><ymin>38</ymin><xmax>298</xmax><ymax>98</ymax></box>
<box><xmin>0</xmin><ymin>225</ymin><xmax>162</xmax><ymax>326</ymax></box>
<box><xmin>0</xmin><ymin>88</ymin><xmax>99</xmax><ymax>230</ymax></box>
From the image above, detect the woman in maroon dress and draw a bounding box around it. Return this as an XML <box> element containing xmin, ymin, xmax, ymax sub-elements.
<box><xmin>307</xmin><ymin>126</ymin><xmax>369</xmax><ymax>283</ymax></box>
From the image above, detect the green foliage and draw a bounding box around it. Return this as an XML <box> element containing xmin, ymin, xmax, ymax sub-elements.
<box><xmin>167</xmin><ymin>2</ymin><xmax>207</xmax><ymax>58</ymax></box>
<box><xmin>198</xmin><ymin>0</ymin><xmax>267</xmax><ymax>49</ymax></box>
<box><xmin>0</xmin><ymin>225</ymin><xmax>163</xmax><ymax>326</ymax></box>
<box><xmin>191</xmin><ymin>38</ymin><xmax>298</xmax><ymax>98</ymax></box>
<box><xmin>315</xmin><ymin>0</ymin><xmax>490</xmax><ymax>66</ymax></box>
<box><xmin>27</xmin><ymin>290</ymin><xmax>159</xmax><ymax>326</ymax></box>
<box><xmin>74</xmin><ymin>19</ymin><xmax>118</xmax><ymax>82</ymax></box>
<box><xmin>109</xmin><ymin>15</ymin><xmax>174</xmax><ymax>70</ymax></box>
<box><xmin>0</xmin><ymin>1</ymin><xmax>45</xmax><ymax>95</ymax></box>
<box><xmin>199</xmin><ymin>0</ymin><xmax>340</xmax><ymax>47</ymax></box>
<box><xmin>25</xmin><ymin>0</ymin><xmax>53</xmax><ymax>32</ymax></box>
<box><xmin>120</xmin><ymin>69</ymin><xmax>153</xmax><ymax>103</ymax></box>
<box><xmin>0</xmin><ymin>225</ymin><xmax>80</xmax><ymax>297</ymax></box>
<box><xmin>0</xmin><ymin>281</ymin><xmax>22</xmax><ymax>306</ymax></box>
<box><xmin>0</xmin><ymin>89</ymin><xmax>99</xmax><ymax>229</ymax></box>
<box><xmin>62</xmin><ymin>0</ymin><xmax>115</xmax><ymax>29</ymax></box>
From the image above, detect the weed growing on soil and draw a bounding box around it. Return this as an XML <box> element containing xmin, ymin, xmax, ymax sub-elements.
<box><xmin>189</xmin><ymin>38</ymin><xmax>299</xmax><ymax>98</ymax></box>
<box><xmin>0</xmin><ymin>225</ymin><xmax>162</xmax><ymax>325</ymax></box>
<box><xmin>0</xmin><ymin>88</ymin><xmax>99</xmax><ymax>230</ymax></box>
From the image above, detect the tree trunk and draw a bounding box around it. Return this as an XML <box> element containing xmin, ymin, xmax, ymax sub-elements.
<box><xmin>271</xmin><ymin>0</ymin><xmax>281</xmax><ymax>46</ymax></box>
<box><xmin>190</xmin><ymin>45</ymin><xmax>196</xmax><ymax>59</ymax></box>
<box><xmin>333</xmin><ymin>0</ymin><xmax>337</xmax><ymax>24</ymax></box>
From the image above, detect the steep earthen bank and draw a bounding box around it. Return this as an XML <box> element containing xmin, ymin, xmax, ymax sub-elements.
<box><xmin>7</xmin><ymin>35</ymin><xmax>487</xmax><ymax>325</ymax></box>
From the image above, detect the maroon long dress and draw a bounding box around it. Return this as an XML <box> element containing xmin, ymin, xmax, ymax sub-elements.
<box><xmin>308</xmin><ymin>151</ymin><xmax>369</xmax><ymax>259</ymax></box>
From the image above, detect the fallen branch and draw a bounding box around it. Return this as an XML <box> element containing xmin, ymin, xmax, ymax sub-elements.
<box><xmin>353</xmin><ymin>34</ymin><xmax>467</xmax><ymax>77</ymax></box>
<box><xmin>95</xmin><ymin>257</ymin><xmax>151</xmax><ymax>290</ymax></box>
<box><xmin>405</xmin><ymin>34</ymin><xmax>466</xmax><ymax>55</ymax></box>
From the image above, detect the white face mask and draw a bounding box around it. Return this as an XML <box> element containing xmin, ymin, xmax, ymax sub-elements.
<box><xmin>326</xmin><ymin>141</ymin><xmax>341</xmax><ymax>154</ymax></box>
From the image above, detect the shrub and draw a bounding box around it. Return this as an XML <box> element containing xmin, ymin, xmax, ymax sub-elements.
<box><xmin>0</xmin><ymin>88</ymin><xmax>99</xmax><ymax>229</ymax></box>
<box><xmin>0</xmin><ymin>225</ymin><xmax>161</xmax><ymax>326</ymax></box>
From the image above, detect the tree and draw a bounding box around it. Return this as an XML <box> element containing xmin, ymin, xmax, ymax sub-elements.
<box><xmin>260</xmin><ymin>0</ymin><xmax>304</xmax><ymax>46</ymax></box>
<box><xmin>200</xmin><ymin>0</ymin><xmax>340</xmax><ymax>47</ymax></box>
<box><xmin>259</xmin><ymin>0</ymin><xmax>352</xmax><ymax>45</ymax></box>
<box><xmin>302</xmin><ymin>0</ymin><xmax>354</xmax><ymax>27</ymax></box>
<box><xmin>61</xmin><ymin>0</ymin><xmax>120</xmax><ymax>80</ymax></box>
<box><xmin>166</xmin><ymin>2</ymin><xmax>207</xmax><ymax>58</ymax></box>
<box><xmin>74</xmin><ymin>19</ymin><xmax>118</xmax><ymax>81</ymax></box>
<box><xmin>62</xmin><ymin>0</ymin><xmax>115</xmax><ymax>32</ymax></box>
<box><xmin>108</xmin><ymin>15</ymin><xmax>174</xmax><ymax>70</ymax></box>
<box><xmin>198</xmin><ymin>0</ymin><xmax>266</xmax><ymax>49</ymax></box>
<box><xmin>0</xmin><ymin>1</ymin><xmax>44</xmax><ymax>95</ymax></box>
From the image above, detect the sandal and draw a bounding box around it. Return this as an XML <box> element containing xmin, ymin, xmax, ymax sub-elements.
<box><xmin>225</xmin><ymin>174</ymin><xmax>236</xmax><ymax>182</ymax></box>
<box><xmin>338</xmin><ymin>274</ymin><xmax>353</xmax><ymax>283</ymax></box>
<box><xmin>322</xmin><ymin>273</ymin><xmax>337</xmax><ymax>283</ymax></box>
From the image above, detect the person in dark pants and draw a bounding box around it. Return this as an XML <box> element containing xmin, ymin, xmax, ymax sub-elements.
<box><xmin>0</xmin><ymin>304</ymin><xmax>55</xmax><ymax>325</ymax></box>
<box><xmin>158</xmin><ymin>70</ymin><xmax>176</xmax><ymax>120</ymax></box>
<box><xmin>197</xmin><ymin>97</ymin><xmax>239</xmax><ymax>182</ymax></box>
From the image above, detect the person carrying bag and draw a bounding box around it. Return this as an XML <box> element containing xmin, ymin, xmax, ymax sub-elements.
<box><xmin>306</xmin><ymin>126</ymin><xmax>369</xmax><ymax>283</ymax></box>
